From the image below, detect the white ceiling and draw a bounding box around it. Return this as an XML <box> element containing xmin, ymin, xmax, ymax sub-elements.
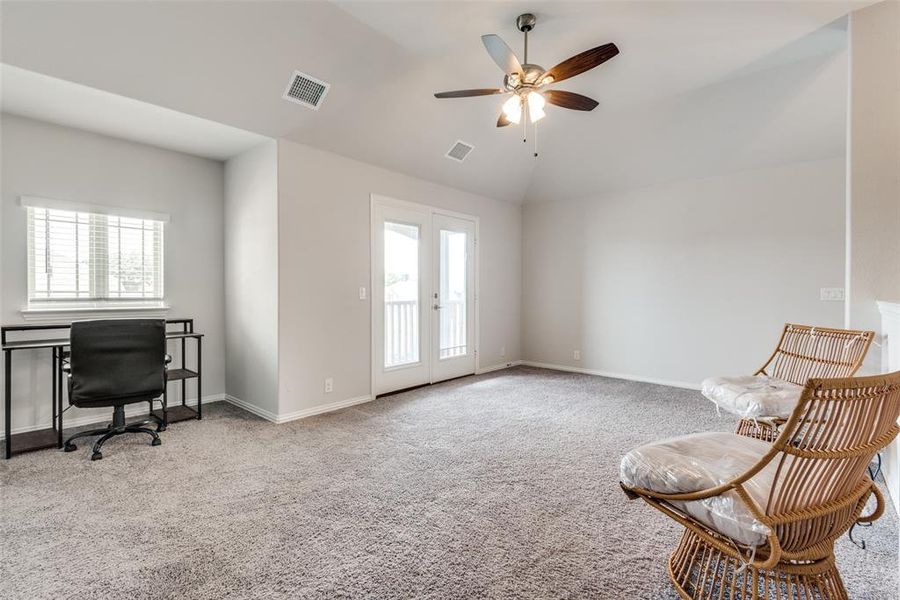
<box><xmin>0</xmin><ymin>64</ymin><xmax>268</xmax><ymax>161</ymax></box>
<box><xmin>0</xmin><ymin>1</ymin><xmax>870</xmax><ymax>203</ymax></box>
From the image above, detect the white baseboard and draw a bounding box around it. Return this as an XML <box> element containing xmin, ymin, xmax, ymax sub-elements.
<box><xmin>224</xmin><ymin>393</ymin><xmax>374</xmax><ymax>424</ymax></box>
<box><xmin>0</xmin><ymin>394</ymin><xmax>226</xmax><ymax>441</ymax></box>
<box><xmin>519</xmin><ymin>361</ymin><xmax>700</xmax><ymax>391</ymax></box>
<box><xmin>223</xmin><ymin>394</ymin><xmax>279</xmax><ymax>422</ymax></box>
<box><xmin>276</xmin><ymin>394</ymin><xmax>374</xmax><ymax>423</ymax></box>
<box><xmin>476</xmin><ymin>360</ymin><xmax>523</xmax><ymax>374</ymax></box>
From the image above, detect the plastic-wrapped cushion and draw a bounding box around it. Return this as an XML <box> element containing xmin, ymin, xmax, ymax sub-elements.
<box><xmin>701</xmin><ymin>375</ymin><xmax>804</xmax><ymax>419</ymax></box>
<box><xmin>620</xmin><ymin>432</ymin><xmax>785</xmax><ymax>547</ymax></box>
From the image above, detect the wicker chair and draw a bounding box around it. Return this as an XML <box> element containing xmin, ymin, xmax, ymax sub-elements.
<box><xmin>735</xmin><ymin>324</ymin><xmax>873</xmax><ymax>441</ymax></box>
<box><xmin>621</xmin><ymin>371</ymin><xmax>900</xmax><ymax>599</ymax></box>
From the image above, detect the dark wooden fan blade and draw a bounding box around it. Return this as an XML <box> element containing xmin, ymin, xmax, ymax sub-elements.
<box><xmin>497</xmin><ymin>112</ymin><xmax>512</xmax><ymax>127</ymax></box>
<box><xmin>434</xmin><ymin>88</ymin><xmax>504</xmax><ymax>98</ymax></box>
<box><xmin>482</xmin><ymin>34</ymin><xmax>523</xmax><ymax>75</ymax></box>
<box><xmin>543</xmin><ymin>43</ymin><xmax>619</xmax><ymax>84</ymax></box>
<box><xmin>544</xmin><ymin>90</ymin><xmax>599</xmax><ymax>111</ymax></box>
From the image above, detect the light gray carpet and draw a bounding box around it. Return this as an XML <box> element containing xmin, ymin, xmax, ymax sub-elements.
<box><xmin>1</xmin><ymin>367</ymin><xmax>896</xmax><ymax>599</ymax></box>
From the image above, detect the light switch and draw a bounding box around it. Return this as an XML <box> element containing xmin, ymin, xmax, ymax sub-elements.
<box><xmin>359</xmin><ymin>286</ymin><xmax>367</xmax><ymax>300</ymax></box>
<box><xmin>820</xmin><ymin>287</ymin><xmax>845</xmax><ymax>302</ymax></box>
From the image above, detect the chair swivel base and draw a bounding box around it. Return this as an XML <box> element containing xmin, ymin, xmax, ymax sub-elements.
<box><xmin>668</xmin><ymin>529</ymin><xmax>847</xmax><ymax>600</ymax></box>
<box><xmin>64</xmin><ymin>405</ymin><xmax>162</xmax><ymax>460</ymax></box>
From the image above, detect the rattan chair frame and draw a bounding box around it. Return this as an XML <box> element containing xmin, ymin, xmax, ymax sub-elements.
<box><xmin>623</xmin><ymin>370</ymin><xmax>900</xmax><ymax>599</ymax></box>
<box><xmin>737</xmin><ymin>324</ymin><xmax>874</xmax><ymax>442</ymax></box>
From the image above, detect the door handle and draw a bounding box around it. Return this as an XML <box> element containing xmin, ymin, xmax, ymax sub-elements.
<box><xmin>433</xmin><ymin>304</ymin><xmax>442</xmax><ymax>310</ymax></box>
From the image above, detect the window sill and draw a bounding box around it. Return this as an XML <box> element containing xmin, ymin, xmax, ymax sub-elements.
<box><xmin>20</xmin><ymin>304</ymin><xmax>171</xmax><ymax>323</ymax></box>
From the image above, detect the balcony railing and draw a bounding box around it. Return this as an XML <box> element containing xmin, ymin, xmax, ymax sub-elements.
<box><xmin>439</xmin><ymin>299</ymin><xmax>466</xmax><ymax>359</ymax></box>
<box><xmin>385</xmin><ymin>300</ymin><xmax>418</xmax><ymax>367</ymax></box>
<box><xmin>384</xmin><ymin>298</ymin><xmax>466</xmax><ymax>367</ymax></box>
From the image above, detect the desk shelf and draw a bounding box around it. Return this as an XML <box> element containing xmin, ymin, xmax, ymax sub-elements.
<box><xmin>151</xmin><ymin>405</ymin><xmax>198</xmax><ymax>423</ymax></box>
<box><xmin>9</xmin><ymin>428</ymin><xmax>58</xmax><ymax>456</ymax></box>
<box><xmin>167</xmin><ymin>368</ymin><xmax>199</xmax><ymax>382</ymax></box>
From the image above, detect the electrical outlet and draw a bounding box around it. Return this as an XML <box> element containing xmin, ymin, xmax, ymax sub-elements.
<box><xmin>573</xmin><ymin>350</ymin><xmax>581</xmax><ymax>361</ymax></box>
<box><xmin>500</xmin><ymin>345</ymin><xmax>506</xmax><ymax>357</ymax></box>
<box><xmin>820</xmin><ymin>287</ymin><xmax>845</xmax><ymax>302</ymax></box>
<box><xmin>359</xmin><ymin>286</ymin><xmax>367</xmax><ymax>300</ymax></box>
<box><xmin>324</xmin><ymin>378</ymin><xmax>334</xmax><ymax>393</ymax></box>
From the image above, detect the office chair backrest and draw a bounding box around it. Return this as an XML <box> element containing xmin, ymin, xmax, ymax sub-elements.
<box><xmin>69</xmin><ymin>319</ymin><xmax>166</xmax><ymax>405</ymax></box>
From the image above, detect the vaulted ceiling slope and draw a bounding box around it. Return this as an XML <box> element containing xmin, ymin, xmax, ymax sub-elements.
<box><xmin>1</xmin><ymin>64</ymin><xmax>268</xmax><ymax>161</ymax></box>
<box><xmin>0</xmin><ymin>1</ymin><xmax>870</xmax><ymax>204</ymax></box>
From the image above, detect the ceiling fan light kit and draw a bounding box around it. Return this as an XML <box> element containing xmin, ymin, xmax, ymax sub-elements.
<box><xmin>502</xmin><ymin>95</ymin><xmax>523</xmax><ymax>124</ymax></box>
<box><xmin>434</xmin><ymin>12</ymin><xmax>619</xmax><ymax>157</ymax></box>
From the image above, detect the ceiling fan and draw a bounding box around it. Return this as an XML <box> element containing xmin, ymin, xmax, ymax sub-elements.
<box><xmin>434</xmin><ymin>13</ymin><xmax>619</xmax><ymax>141</ymax></box>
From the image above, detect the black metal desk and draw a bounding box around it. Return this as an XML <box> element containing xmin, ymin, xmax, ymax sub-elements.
<box><xmin>2</xmin><ymin>319</ymin><xmax>203</xmax><ymax>459</ymax></box>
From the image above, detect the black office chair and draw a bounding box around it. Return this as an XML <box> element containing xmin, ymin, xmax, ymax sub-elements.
<box><xmin>63</xmin><ymin>319</ymin><xmax>168</xmax><ymax>461</ymax></box>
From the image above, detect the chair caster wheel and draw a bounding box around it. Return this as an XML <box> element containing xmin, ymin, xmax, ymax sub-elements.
<box><xmin>151</xmin><ymin>438</ymin><xmax>161</xmax><ymax>446</ymax></box>
<box><xmin>91</xmin><ymin>451</ymin><xmax>103</xmax><ymax>461</ymax></box>
<box><xmin>64</xmin><ymin>443</ymin><xmax>77</xmax><ymax>452</ymax></box>
<box><xmin>157</xmin><ymin>425</ymin><xmax>167</xmax><ymax>433</ymax></box>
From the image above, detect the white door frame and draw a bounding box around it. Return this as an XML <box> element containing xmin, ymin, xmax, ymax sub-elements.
<box><xmin>370</xmin><ymin>193</ymin><xmax>480</xmax><ymax>397</ymax></box>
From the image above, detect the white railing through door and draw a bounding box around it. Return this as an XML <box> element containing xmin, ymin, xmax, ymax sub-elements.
<box><xmin>385</xmin><ymin>300</ymin><xmax>418</xmax><ymax>367</ymax></box>
<box><xmin>440</xmin><ymin>299</ymin><xmax>466</xmax><ymax>359</ymax></box>
<box><xmin>385</xmin><ymin>298</ymin><xmax>466</xmax><ymax>367</ymax></box>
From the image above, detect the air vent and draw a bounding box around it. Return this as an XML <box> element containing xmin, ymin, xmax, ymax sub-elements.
<box><xmin>445</xmin><ymin>140</ymin><xmax>474</xmax><ymax>162</ymax></box>
<box><xmin>282</xmin><ymin>70</ymin><xmax>330</xmax><ymax>110</ymax></box>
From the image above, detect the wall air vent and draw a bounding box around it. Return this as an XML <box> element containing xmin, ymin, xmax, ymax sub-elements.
<box><xmin>445</xmin><ymin>140</ymin><xmax>474</xmax><ymax>162</ymax></box>
<box><xmin>282</xmin><ymin>70</ymin><xmax>330</xmax><ymax>110</ymax></box>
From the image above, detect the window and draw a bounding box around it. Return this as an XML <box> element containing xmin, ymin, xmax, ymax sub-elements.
<box><xmin>383</xmin><ymin>221</ymin><xmax>420</xmax><ymax>367</ymax></box>
<box><xmin>24</xmin><ymin>198</ymin><xmax>166</xmax><ymax>307</ymax></box>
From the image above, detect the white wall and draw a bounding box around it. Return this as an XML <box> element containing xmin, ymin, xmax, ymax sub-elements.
<box><xmin>276</xmin><ymin>140</ymin><xmax>522</xmax><ymax>415</ymax></box>
<box><xmin>0</xmin><ymin>113</ymin><xmax>226</xmax><ymax>433</ymax></box>
<box><xmin>224</xmin><ymin>140</ymin><xmax>279</xmax><ymax>415</ymax></box>
<box><xmin>523</xmin><ymin>158</ymin><xmax>846</xmax><ymax>387</ymax></box>
<box><xmin>846</xmin><ymin>0</ymin><xmax>900</xmax><ymax>372</ymax></box>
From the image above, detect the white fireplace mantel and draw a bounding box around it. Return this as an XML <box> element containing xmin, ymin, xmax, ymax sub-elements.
<box><xmin>878</xmin><ymin>300</ymin><xmax>900</xmax><ymax>318</ymax></box>
<box><xmin>877</xmin><ymin>300</ymin><xmax>900</xmax><ymax>514</ymax></box>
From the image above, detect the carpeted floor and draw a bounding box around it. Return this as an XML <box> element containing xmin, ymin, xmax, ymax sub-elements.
<box><xmin>1</xmin><ymin>366</ymin><xmax>896</xmax><ymax>599</ymax></box>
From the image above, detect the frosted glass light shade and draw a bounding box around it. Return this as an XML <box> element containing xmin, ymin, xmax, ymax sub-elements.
<box><xmin>502</xmin><ymin>95</ymin><xmax>522</xmax><ymax>124</ymax></box>
<box><xmin>527</xmin><ymin>92</ymin><xmax>546</xmax><ymax>123</ymax></box>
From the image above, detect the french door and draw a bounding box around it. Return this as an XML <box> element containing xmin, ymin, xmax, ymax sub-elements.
<box><xmin>430</xmin><ymin>214</ymin><xmax>476</xmax><ymax>383</ymax></box>
<box><xmin>373</xmin><ymin>199</ymin><xmax>476</xmax><ymax>396</ymax></box>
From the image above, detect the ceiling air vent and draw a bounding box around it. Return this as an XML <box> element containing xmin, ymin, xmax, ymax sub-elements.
<box><xmin>445</xmin><ymin>140</ymin><xmax>474</xmax><ymax>162</ymax></box>
<box><xmin>282</xmin><ymin>70</ymin><xmax>330</xmax><ymax>110</ymax></box>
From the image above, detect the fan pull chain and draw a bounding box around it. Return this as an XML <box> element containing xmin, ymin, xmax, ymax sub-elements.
<box><xmin>522</xmin><ymin>98</ymin><xmax>527</xmax><ymax>143</ymax></box>
<box><xmin>534</xmin><ymin>120</ymin><xmax>539</xmax><ymax>157</ymax></box>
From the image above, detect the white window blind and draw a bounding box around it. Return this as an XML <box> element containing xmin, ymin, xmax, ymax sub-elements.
<box><xmin>26</xmin><ymin>201</ymin><xmax>165</xmax><ymax>305</ymax></box>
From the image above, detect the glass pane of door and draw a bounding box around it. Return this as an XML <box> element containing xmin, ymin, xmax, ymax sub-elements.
<box><xmin>384</xmin><ymin>221</ymin><xmax>420</xmax><ymax>367</ymax></box>
<box><xmin>439</xmin><ymin>229</ymin><xmax>467</xmax><ymax>359</ymax></box>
